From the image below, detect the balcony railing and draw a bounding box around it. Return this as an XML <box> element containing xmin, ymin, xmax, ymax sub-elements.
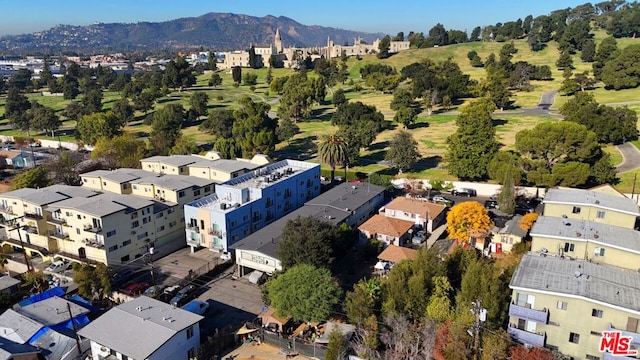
<box><xmin>24</xmin><ymin>212</ymin><xmax>43</xmax><ymax>220</ymax></box>
<box><xmin>83</xmin><ymin>224</ymin><xmax>102</xmax><ymax>233</ymax></box>
<box><xmin>82</xmin><ymin>238</ymin><xmax>104</xmax><ymax>249</ymax></box>
<box><xmin>46</xmin><ymin>216</ymin><xmax>66</xmax><ymax>226</ymax></box>
<box><xmin>187</xmin><ymin>239</ymin><xmax>200</xmax><ymax>247</ymax></box>
<box><xmin>608</xmin><ymin>323</ymin><xmax>640</xmax><ymax>345</ymax></box>
<box><xmin>507</xmin><ymin>326</ymin><xmax>546</xmax><ymax>348</ymax></box>
<box><xmin>48</xmin><ymin>230</ymin><xmax>69</xmax><ymax>240</ymax></box>
<box><xmin>186</xmin><ymin>224</ymin><xmax>199</xmax><ymax>232</ymax></box>
<box><xmin>208</xmin><ymin>229</ymin><xmax>221</xmax><ymax>237</ymax></box>
<box><xmin>508</xmin><ymin>302</ymin><xmax>549</xmax><ymax>324</ymax></box>
<box><xmin>23</xmin><ymin>226</ymin><xmax>38</xmax><ymax>235</ymax></box>
<box><xmin>603</xmin><ymin>352</ymin><xmax>639</xmax><ymax>360</ymax></box>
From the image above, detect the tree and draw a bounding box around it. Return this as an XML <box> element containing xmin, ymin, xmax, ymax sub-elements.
<box><xmin>243</xmin><ymin>72</ymin><xmax>258</xmax><ymax>86</ymax></box>
<box><xmin>390</xmin><ymin>88</ymin><xmax>416</xmax><ymax>111</ymax></box>
<box><xmin>446</xmin><ymin>99</ymin><xmax>499</xmax><ymax>180</ymax></box>
<box><xmin>231</xmin><ymin>66</ymin><xmax>242</xmax><ymax>85</ymax></box>
<box><xmin>593</xmin><ymin>36</ymin><xmax>619</xmax><ymax>79</ymax></box>
<box><xmin>199</xmin><ymin>109</ymin><xmax>235</xmax><ymax>138</ymax></box>
<box><xmin>278</xmin><ymin>216</ymin><xmax>340</xmax><ymax>269</ymax></box>
<box><xmin>265</xmin><ymin>67</ymin><xmax>273</xmax><ymax>85</ymax></box>
<box><xmin>488</xmin><ymin>151</ymin><xmax>523</xmax><ymax>185</ymax></box>
<box><xmin>600</xmin><ymin>44</ymin><xmax>640</xmax><ymax>89</ymax></box>
<box><xmin>325</xmin><ymin>327</ymin><xmax>348</xmax><ymax>360</ymax></box>
<box><xmin>426</xmin><ymin>276</ymin><xmax>453</xmax><ymax>322</ymax></box>
<box><xmin>345</xmin><ymin>278</ymin><xmax>380</xmax><ymax>326</ymax></box>
<box><xmin>332</xmin><ymin>102</ymin><xmax>385</xmax><ymax>165</ymax></box>
<box><xmin>377</xmin><ymin>35</ymin><xmax>391</xmax><ymax>59</ymax></box>
<box><xmin>212</xmin><ymin>138</ymin><xmax>239</xmax><ymax>159</ymax></box>
<box><xmin>477</xmin><ymin>67</ymin><xmax>511</xmax><ymax>110</ymax></box>
<box><xmin>278</xmin><ymin>72</ymin><xmax>313</xmax><ymax>123</ymax></box>
<box><xmin>207</xmin><ymin>53</ymin><xmax>217</xmax><ymax>70</ymax></box>
<box><xmin>11</xmin><ymin>167</ymin><xmax>51</xmax><ymax>190</ymax></box>
<box><xmin>247</xmin><ymin>46</ymin><xmax>261</xmax><ymax>69</ymax></box>
<box><xmin>446</xmin><ymin>201</ymin><xmax>494</xmax><ymax>243</ymax></box>
<box><xmin>208</xmin><ymin>73</ymin><xmax>222</xmax><ymax>87</ymax></box>
<box><xmin>5</xmin><ymin>88</ymin><xmax>31</xmax><ymax>133</ymax></box>
<box><xmin>519</xmin><ymin>212</ymin><xmax>539</xmax><ymax>232</ymax></box>
<box><xmin>556</xmin><ymin>51</ymin><xmax>574</xmax><ymax>70</ymax></box>
<box><xmin>516</xmin><ymin>121</ymin><xmax>601</xmax><ymax>187</ymax></box>
<box><xmin>77</xmin><ymin>111</ymin><xmax>125</xmax><ymax>145</ymax></box>
<box><xmin>46</xmin><ymin>151</ymin><xmax>83</xmax><ymax>186</ymax></box>
<box><xmin>171</xmin><ymin>137</ymin><xmax>199</xmax><ymax>155</ymax></box>
<box><xmin>29</xmin><ymin>103</ymin><xmax>61</xmax><ymax>137</ymax></box>
<box><xmin>581</xmin><ymin>39</ymin><xmax>596</xmax><ymax>62</ymax></box>
<box><xmin>73</xmin><ymin>263</ymin><xmax>111</xmax><ymax>298</ymax></box>
<box><xmin>508</xmin><ymin>346</ymin><xmax>555</xmax><ymax>360</ymax></box>
<box><xmin>189</xmin><ymin>91</ymin><xmax>209</xmax><ymax>119</ymax></box>
<box><xmin>429</xmin><ymin>23</ymin><xmax>449</xmax><ymax>46</ymax></box>
<box><xmin>332</xmin><ymin>88</ymin><xmax>347</xmax><ymax>107</ymax></box>
<box><xmin>276</xmin><ymin>118</ymin><xmax>299</xmax><ymax>144</ymax></box>
<box><xmin>318</xmin><ymin>133</ymin><xmax>347</xmax><ymax>185</ymax></box>
<box><xmin>378</xmin><ymin>313</ymin><xmax>436</xmax><ymax>359</ymax></box>
<box><xmin>393</xmin><ymin>106</ymin><xmax>417</xmax><ymax>129</ymax></box>
<box><xmin>92</xmin><ymin>134</ymin><xmax>147</xmax><ymax>169</ymax></box>
<box><xmin>8</xmin><ymin>68</ymin><xmax>32</xmax><ymax>91</ymax></box>
<box><xmin>470</xmin><ymin>26</ymin><xmax>482</xmax><ymax>41</ymax></box>
<box><xmin>150</xmin><ymin>104</ymin><xmax>184</xmax><ymax>154</ymax></box>
<box><xmin>82</xmin><ymin>88</ymin><xmax>103</xmax><ymax>114</ymax></box>
<box><xmin>481</xmin><ymin>329</ymin><xmax>511</xmax><ymax>360</ymax></box>
<box><xmin>111</xmin><ymin>98</ymin><xmax>134</xmax><ymax>126</ymax></box>
<box><xmin>385</xmin><ymin>130</ymin><xmax>420</xmax><ymax>172</ymax></box>
<box><xmin>231</xmin><ymin>96</ymin><xmax>277</xmax><ymax>157</ymax></box>
<box><xmin>266</xmin><ymin>264</ymin><xmax>342</xmax><ymax>322</ymax></box>
<box><xmin>497</xmin><ymin>167</ymin><xmax>516</xmax><ymax>214</ymax></box>
<box><xmin>163</xmin><ymin>57</ymin><xmax>195</xmax><ymax>90</ymax></box>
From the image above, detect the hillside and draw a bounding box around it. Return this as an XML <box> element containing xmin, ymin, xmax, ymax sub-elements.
<box><xmin>0</xmin><ymin>13</ymin><xmax>384</xmax><ymax>52</ymax></box>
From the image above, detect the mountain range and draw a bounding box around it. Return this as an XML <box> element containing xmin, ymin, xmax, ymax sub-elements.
<box><xmin>0</xmin><ymin>13</ymin><xmax>385</xmax><ymax>53</ymax></box>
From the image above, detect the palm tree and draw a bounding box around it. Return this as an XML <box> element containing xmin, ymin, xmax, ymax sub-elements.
<box><xmin>318</xmin><ymin>133</ymin><xmax>346</xmax><ymax>185</ymax></box>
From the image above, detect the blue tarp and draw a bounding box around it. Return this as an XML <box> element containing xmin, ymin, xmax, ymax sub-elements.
<box><xmin>18</xmin><ymin>286</ymin><xmax>65</xmax><ymax>307</ymax></box>
<box><xmin>67</xmin><ymin>295</ymin><xmax>99</xmax><ymax>313</ymax></box>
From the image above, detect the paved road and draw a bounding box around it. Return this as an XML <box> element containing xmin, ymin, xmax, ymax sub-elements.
<box><xmin>616</xmin><ymin>142</ymin><xmax>640</xmax><ymax>173</ymax></box>
<box><xmin>508</xmin><ymin>89</ymin><xmax>564</xmax><ymax>117</ymax></box>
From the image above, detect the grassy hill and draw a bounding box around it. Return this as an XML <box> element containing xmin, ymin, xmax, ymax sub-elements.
<box><xmin>2</xmin><ymin>30</ymin><xmax>640</xmax><ymax>191</ymax></box>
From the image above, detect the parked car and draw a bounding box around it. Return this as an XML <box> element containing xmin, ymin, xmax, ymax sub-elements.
<box><xmin>170</xmin><ymin>285</ymin><xmax>197</xmax><ymax>307</ymax></box>
<box><xmin>182</xmin><ymin>300</ymin><xmax>210</xmax><ymax>315</ymax></box>
<box><xmin>164</xmin><ymin>285</ymin><xmax>181</xmax><ymax>296</ymax></box>
<box><xmin>515</xmin><ymin>204</ymin><xmax>535</xmax><ymax>215</ymax></box>
<box><xmin>121</xmin><ymin>282</ymin><xmax>150</xmax><ymax>296</ymax></box>
<box><xmin>143</xmin><ymin>285</ymin><xmax>166</xmax><ymax>298</ymax></box>
<box><xmin>432</xmin><ymin>196</ymin><xmax>454</xmax><ymax>206</ymax></box>
<box><xmin>111</xmin><ymin>268</ymin><xmax>135</xmax><ymax>286</ymax></box>
<box><xmin>451</xmin><ymin>188</ymin><xmax>477</xmax><ymax>197</ymax></box>
<box><xmin>44</xmin><ymin>260</ymin><xmax>71</xmax><ymax>273</ymax></box>
<box><xmin>484</xmin><ymin>200</ymin><xmax>499</xmax><ymax>209</ymax></box>
<box><xmin>411</xmin><ymin>230</ymin><xmax>426</xmax><ymax>244</ymax></box>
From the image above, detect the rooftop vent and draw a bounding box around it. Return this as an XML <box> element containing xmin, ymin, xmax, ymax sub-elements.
<box><xmin>574</xmin><ymin>271</ymin><xmax>582</xmax><ymax>278</ymax></box>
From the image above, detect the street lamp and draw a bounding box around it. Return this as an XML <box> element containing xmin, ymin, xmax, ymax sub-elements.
<box><xmin>147</xmin><ymin>245</ymin><xmax>155</xmax><ymax>286</ymax></box>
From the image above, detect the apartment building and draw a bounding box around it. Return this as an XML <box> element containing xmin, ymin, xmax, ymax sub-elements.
<box><xmin>79</xmin><ymin>296</ymin><xmax>202</xmax><ymax>360</ymax></box>
<box><xmin>543</xmin><ymin>188</ymin><xmax>640</xmax><ymax>229</ymax></box>
<box><xmin>80</xmin><ymin>168</ymin><xmax>151</xmax><ymax>194</ymax></box>
<box><xmin>0</xmin><ymin>185</ymin><xmax>100</xmax><ymax>260</ymax></box>
<box><xmin>231</xmin><ymin>182</ymin><xmax>386</xmax><ymax>276</ymax></box>
<box><xmin>508</xmin><ymin>253</ymin><xmax>640</xmax><ymax>360</ymax></box>
<box><xmin>139</xmin><ymin>155</ymin><xmax>198</xmax><ymax>175</ymax></box>
<box><xmin>379</xmin><ymin>197</ymin><xmax>447</xmax><ymax>233</ymax></box>
<box><xmin>530</xmin><ymin>216</ymin><xmax>640</xmax><ymax>270</ymax></box>
<box><xmin>184</xmin><ymin>160</ymin><xmax>321</xmax><ymax>253</ymax></box>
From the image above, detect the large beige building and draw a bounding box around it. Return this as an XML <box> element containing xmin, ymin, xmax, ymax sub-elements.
<box><xmin>509</xmin><ymin>253</ymin><xmax>640</xmax><ymax>360</ymax></box>
<box><xmin>509</xmin><ymin>187</ymin><xmax>640</xmax><ymax>359</ymax></box>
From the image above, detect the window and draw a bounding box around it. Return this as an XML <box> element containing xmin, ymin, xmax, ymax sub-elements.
<box><xmin>108</xmin><ymin>245</ymin><xmax>118</xmax><ymax>252</ymax></box>
<box><xmin>586</xmin><ymin>355</ymin><xmax>600</xmax><ymax>360</ymax></box>
<box><xmin>137</xmin><ymin>232</ymin><xmax>148</xmax><ymax>240</ymax></box>
<box><xmin>596</xmin><ymin>210</ymin><xmax>605</xmax><ymax>219</ymax></box>
<box><xmin>572</xmin><ymin>206</ymin><xmax>581</xmax><ymax>214</ymax></box>
<box><xmin>157</xmin><ymin>226</ymin><xmax>165</xmax><ymax>232</ymax></box>
<box><xmin>569</xmin><ymin>332</ymin><xmax>580</xmax><ymax>344</ymax></box>
<box><xmin>143</xmin><ymin>217</ymin><xmax>149</xmax><ymax>224</ymax></box>
<box><xmin>66</xmin><ymin>211</ymin><xmax>73</xmax><ymax>216</ymax></box>
<box><xmin>204</xmin><ymin>185</ymin><xmax>211</xmax><ymax>192</ymax></box>
<box><xmin>592</xmin><ymin>309</ymin><xmax>603</xmax><ymax>318</ymax></box>
<box><xmin>155</xmin><ymin>212</ymin><xmax>163</xmax><ymax>218</ymax></box>
<box><xmin>169</xmin><ymin>221</ymin><xmax>177</xmax><ymax>227</ymax></box>
<box><xmin>194</xmin><ymin>189</ymin><xmax>201</xmax><ymax>196</ymax></box>
<box><xmin>132</xmin><ymin>185</ymin><xmax>138</xmax><ymax>190</ymax></box>
<box><xmin>186</xmin><ymin>326</ymin><xmax>194</xmax><ymax>339</ymax></box>
<box><xmin>120</xmin><ymin>255</ymin><xmax>130</xmax><ymax>262</ymax></box>
<box><xmin>107</xmin><ymin>230</ymin><xmax>116</xmax><ymax>237</ymax></box>
<box><xmin>179</xmin><ymin>191</ymin><xmax>185</xmax><ymax>198</ymax></box>
<box><xmin>131</xmin><ymin>221</ymin><xmax>139</xmax><ymax>228</ymax></box>
<box><xmin>590</xmin><ymin>331</ymin><xmax>602</xmax><ymax>336</ymax></box>
<box><xmin>564</xmin><ymin>242</ymin><xmax>575</xmax><ymax>252</ymax></box>
<box><xmin>131</xmin><ymin>212</ymin><xmax>138</xmax><ymax>219</ymax></box>
<box><xmin>167</xmin><ymin>208</ymin><xmax>175</xmax><ymax>214</ymax></box>
<box><xmin>557</xmin><ymin>301</ymin><xmax>567</xmax><ymax>310</ymax></box>
<box><xmin>594</xmin><ymin>247</ymin><xmax>605</xmax><ymax>256</ymax></box>
<box><xmin>77</xmin><ymin>214</ymin><xmax>82</xmax><ymax>220</ymax></box>
<box><xmin>122</xmin><ymin>240</ymin><xmax>131</xmax><ymax>247</ymax></box>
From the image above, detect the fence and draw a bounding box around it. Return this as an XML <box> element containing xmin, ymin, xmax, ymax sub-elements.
<box><xmin>262</xmin><ymin>329</ymin><xmax>325</xmax><ymax>359</ymax></box>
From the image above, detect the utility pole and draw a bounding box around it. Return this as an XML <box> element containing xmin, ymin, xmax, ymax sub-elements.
<box><xmin>148</xmin><ymin>246</ymin><xmax>155</xmax><ymax>287</ymax></box>
<box><xmin>471</xmin><ymin>299</ymin><xmax>487</xmax><ymax>360</ymax></box>
<box><xmin>67</xmin><ymin>302</ymin><xmax>82</xmax><ymax>354</ymax></box>
<box><xmin>8</xmin><ymin>216</ymin><xmax>32</xmax><ymax>272</ymax></box>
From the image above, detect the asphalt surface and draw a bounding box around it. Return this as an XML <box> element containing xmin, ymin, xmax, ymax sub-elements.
<box><xmin>616</xmin><ymin>142</ymin><xmax>640</xmax><ymax>173</ymax></box>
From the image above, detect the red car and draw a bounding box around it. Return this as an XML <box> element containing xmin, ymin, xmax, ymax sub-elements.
<box><xmin>121</xmin><ymin>282</ymin><xmax>150</xmax><ymax>296</ymax></box>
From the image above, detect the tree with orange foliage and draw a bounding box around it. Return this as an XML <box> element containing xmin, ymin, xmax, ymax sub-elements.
<box><xmin>519</xmin><ymin>212</ymin><xmax>539</xmax><ymax>232</ymax></box>
<box><xmin>509</xmin><ymin>345</ymin><xmax>556</xmax><ymax>360</ymax></box>
<box><xmin>446</xmin><ymin>201</ymin><xmax>494</xmax><ymax>242</ymax></box>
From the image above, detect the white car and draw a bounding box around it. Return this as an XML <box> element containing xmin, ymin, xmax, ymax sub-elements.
<box><xmin>45</xmin><ymin>260</ymin><xmax>71</xmax><ymax>273</ymax></box>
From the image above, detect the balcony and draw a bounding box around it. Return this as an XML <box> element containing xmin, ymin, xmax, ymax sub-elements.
<box><xmin>0</xmin><ymin>205</ymin><xmax>13</xmax><ymax>215</ymax></box>
<box><xmin>46</xmin><ymin>216</ymin><xmax>66</xmax><ymax>226</ymax></box>
<box><xmin>608</xmin><ymin>323</ymin><xmax>640</xmax><ymax>345</ymax></box>
<box><xmin>23</xmin><ymin>226</ymin><xmax>39</xmax><ymax>235</ymax></box>
<box><xmin>24</xmin><ymin>212</ymin><xmax>43</xmax><ymax>220</ymax></box>
<box><xmin>603</xmin><ymin>352</ymin><xmax>639</xmax><ymax>360</ymax></box>
<box><xmin>208</xmin><ymin>229</ymin><xmax>222</xmax><ymax>237</ymax></box>
<box><xmin>48</xmin><ymin>230</ymin><xmax>69</xmax><ymax>240</ymax></box>
<box><xmin>82</xmin><ymin>238</ymin><xmax>104</xmax><ymax>249</ymax></box>
<box><xmin>507</xmin><ymin>326</ymin><xmax>546</xmax><ymax>347</ymax></box>
<box><xmin>186</xmin><ymin>224</ymin><xmax>199</xmax><ymax>232</ymax></box>
<box><xmin>509</xmin><ymin>302</ymin><xmax>549</xmax><ymax>324</ymax></box>
<box><xmin>83</xmin><ymin>224</ymin><xmax>102</xmax><ymax>233</ymax></box>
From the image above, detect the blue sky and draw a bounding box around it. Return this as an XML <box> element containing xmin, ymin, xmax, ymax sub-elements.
<box><xmin>0</xmin><ymin>0</ymin><xmax>592</xmax><ymax>36</ymax></box>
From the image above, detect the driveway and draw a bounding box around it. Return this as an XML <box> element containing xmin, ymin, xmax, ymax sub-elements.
<box><xmin>616</xmin><ymin>142</ymin><xmax>640</xmax><ymax>173</ymax></box>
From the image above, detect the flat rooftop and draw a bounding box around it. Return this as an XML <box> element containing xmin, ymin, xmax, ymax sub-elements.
<box><xmin>140</xmin><ymin>154</ymin><xmax>199</xmax><ymax>167</ymax></box>
<box><xmin>530</xmin><ymin>216</ymin><xmax>640</xmax><ymax>254</ymax></box>
<box><xmin>132</xmin><ymin>173</ymin><xmax>213</xmax><ymax>191</ymax></box>
<box><xmin>222</xmin><ymin>159</ymin><xmax>318</xmax><ymax>190</ymax></box>
<box><xmin>511</xmin><ymin>252</ymin><xmax>640</xmax><ymax>312</ymax></box>
<box><xmin>81</xmin><ymin>168</ymin><xmax>153</xmax><ymax>184</ymax></box>
<box><xmin>188</xmin><ymin>158</ymin><xmax>261</xmax><ymax>174</ymax></box>
<box><xmin>1</xmin><ymin>185</ymin><xmax>99</xmax><ymax>206</ymax></box>
<box><xmin>544</xmin><ymin>188</ymin><xmax>640</xmax><ymax>216</ymax></box>
<box><xmin>15</xmin><ymin>296</ymin><xmax>90</xmax><ymax>326</ymax></box>
<box><xmin>52</xmin><ymin>193</ymin><xmax>155</xmax><ymax>217</ymax></box>
<box><xmin>232</xmin><ymin>182</ymin><xmax>386</xmax><ymax>257</ymax></box>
